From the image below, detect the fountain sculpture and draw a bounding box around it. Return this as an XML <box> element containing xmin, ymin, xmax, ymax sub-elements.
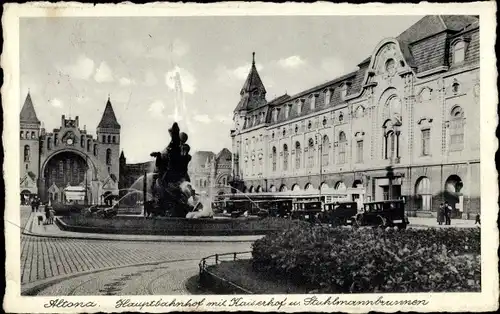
<box><xmin>148</xmin><ymin>122</ymin><xmax>196</xmax><ymax>218</ymax></box>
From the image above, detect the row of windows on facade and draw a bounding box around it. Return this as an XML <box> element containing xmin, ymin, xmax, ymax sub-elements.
<box><xmin>195</xmin><ymin>177</ymin><xmax>228</xmax><ymax>188</ymax></box>
<box><xmin>23</xmin><ymin>144</ymin><xmax>115</xmax><ymax>165</ymax></box>
<box><xmin>20</xmin><ymin>131</ymin><xmax>37</xmax><ymax>139</ymax></box>
<box><xmin>244</xmin><ymin>105</ymin><xmax>465</xmax><ymax>154</ymax></box>
<box><xmin>245</xmin><ymin>86</ymin><xmax>349</xmax><ymax>127</ymax></box>
<box><xmin>244</xmin><ymin>113</ymin><xmax>465</xmax><ymax>174</ymax></box>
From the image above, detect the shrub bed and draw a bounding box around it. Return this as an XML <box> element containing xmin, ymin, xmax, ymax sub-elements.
<box><xmin>252</xmin><ymin>226</ymin><xmax>481</xmax><ymax>293</ymax></box>
<box><xmin>57</xmin><ymin>216</ymin><xmax>309</xmax><ymax>236</ymax></box>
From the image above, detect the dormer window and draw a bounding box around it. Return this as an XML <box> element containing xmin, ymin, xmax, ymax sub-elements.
<box><xmin>272</xmin><ymin>109</ymin><xmax>278</xmax><ymax>122</ymax></box>
<box><xmin>341</xmin><ymin>84</ymin><xmax>349</xmax><ymax>100</ymax></box>
<box><xmin>310</xmin><ymin>94</ymin><xmax>317</xmax><ymax>110</ymax></box>
<box><xmin>296</xmin><ymin>100</ymin><xmax>302</xmax><ymax>115</ymax></box>
<box><xmin>453</xmin><ymin>40</ymin><xmax>466</xmax><ymax>64</ymax></box>
<box><xmin>276</xmin><ymin>108</ymin><xmax>281</xmax><ymax>121</ymax></box>
<box><xmin>324</xmin><ymin>88</ymin><xmax>332</xmax><ymax>106</ymax></box>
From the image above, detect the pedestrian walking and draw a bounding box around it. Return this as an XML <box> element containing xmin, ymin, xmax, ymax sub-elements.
<box><xmin>475</xmin><ymin>213</ymin><xmax>481</xmax><ymax>225</ymax></box>
<box><xmin>444</xmin><ymin>201</ymin><xmax>452</xmax><ymax>225</ymax></box>
<box><xmin>437</xmin><ymin>203</ymin><xmax>445</xmax><ymax>225</ymax></box>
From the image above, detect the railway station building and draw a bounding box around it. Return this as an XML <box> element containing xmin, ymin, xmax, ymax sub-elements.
<box><xmin>230</xmin><ymin>15</ymin><xmax>480</xmax><ymax>219</ymax></box>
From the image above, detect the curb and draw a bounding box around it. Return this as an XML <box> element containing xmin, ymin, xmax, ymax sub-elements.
<box><xmin>22</xmin><ymin>258</ymin><xmax>199</xmax><ymax>296</ymax></box>
<box><xmin>22</xmin><ymin>215</ymin><xmax>263</xmax><ymax>243</ymax></box>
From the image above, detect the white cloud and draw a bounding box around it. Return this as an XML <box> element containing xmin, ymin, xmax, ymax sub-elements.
<box><xmin>75</xmin><ymin>95</ymin><xmax>89</xmax><ymax>104</ymax></box>
<box><xmin>148</xmin><ymin>100</ymin><xmax>165</xmax><ymax>117</ymax></box>
<box><xmin>172</xmin><ymin>39</ymin><xmax>189</xmax><ymax>57</ymax></box>
<box><xmin>50</xmin><ymin>98</ymin><xmax>64</xmax><ymax>108</ymax></box>
<box><xmin>216</xmin><ymin>63</ymin><xmax>264</xmax><ymax>83</ymax></box>
<box><xmin>165</xmin><ymin>66</ymin><xmax>197</xmax><ymax>94</ymax></box>
<box><xmin>94</xmin><ymin>61</ymin><xmax>114</xmax><ymax>83</ymax></box>
<box><xmin>61</xmin><ymin>55</ymin><xmax>95</xmax><ymax>80</ymax></box>
<box><xmin>145</xmin><ymin>71</ymin><xmax>158</xmax><ymax>86</ymax></box>
<box><xmin>321</xmin><ymin>56</ymin><xmax>354</xmax><ymax>77</ymax></box>
<box><xmin>214</xmin><ymin>113</ymin><xmax>233</xmax><ymax>125</ymax></box>
<box><xmin>119</xmin><ymin>77</ymin><xmax>135</xmax><ymax>86</ymax></box>
<box><xmin>193</xmin><ymin>114</ymin><xmax>211</xmax><ymax>124</ymax></box>
<box><xmin>278</xmin><ymin>55</ymin><xmax>306</xmax><ymax>69</ymax></box>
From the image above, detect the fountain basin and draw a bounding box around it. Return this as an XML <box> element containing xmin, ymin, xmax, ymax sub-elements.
<box><xmin>56</xmin><ymin>215</ymin><xmax>303</xmax><ymax>236</ymax></box>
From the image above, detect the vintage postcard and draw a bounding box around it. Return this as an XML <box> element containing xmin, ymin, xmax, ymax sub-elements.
<box><xmin>2</xmin><ymin>1</ymin><xmax>499</xmax><ymax>313</ymax></box>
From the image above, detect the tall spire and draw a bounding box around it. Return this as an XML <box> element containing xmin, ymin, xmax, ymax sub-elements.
<box><xmin>20</xmin><ymin>92</ymin><xmax>40</xmax><ymax>124</ymax></box>
<box><xmin>97</xmin><ymin>96</ymin><xmax>121</xmax><ymax>129</ymax></box>
<box><xmin>234</xmin><ymin>52</ymin><xmax>267</xmax><ymax>112</ymax></box>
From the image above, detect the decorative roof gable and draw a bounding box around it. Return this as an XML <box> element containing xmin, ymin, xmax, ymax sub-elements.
<box><xmin>20</xmin><ymin>93</ymin><xmax>40</xmax><ymax>124</ymax></box>
<box><xmin>97</xmin><ymin>97</ymin><xmax>121</xmax><ymax>129</ymax></box>
<box><xmin>234</xmin><ymin>53</ymin><xmax>268</xmax><ymax>112</ymax></box>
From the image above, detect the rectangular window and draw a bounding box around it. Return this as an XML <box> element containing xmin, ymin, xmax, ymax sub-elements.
<box><xmin>421</xmin><ymin>129</ymin><xmax>430</xmax><ymax>156</ymax></box>
<box><xmin>338</xmin><ymin>144</ymin><xmax>346</xmax><ymax>164</ymax></box>
<box><xmin>356</xmin><ymin>140</ymin><xmax>363</xmax><ymax>163</ymax></box>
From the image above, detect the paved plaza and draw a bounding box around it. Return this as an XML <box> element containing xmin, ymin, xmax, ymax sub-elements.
<box><xmin>18</xmin><ymin>205</ymin><xmax>478</xmax><ymax>296</ymax></box>
<box><xmin>19</xmin><ymin>206</ymin><xmax>252</xmax><ymax>295</ymax></box>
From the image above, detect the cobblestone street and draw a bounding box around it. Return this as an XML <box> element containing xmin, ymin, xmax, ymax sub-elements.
<box><xmin>19</xmin><ymin>207</ymin><xmax>252</xmax><ymax>295</ymax></box>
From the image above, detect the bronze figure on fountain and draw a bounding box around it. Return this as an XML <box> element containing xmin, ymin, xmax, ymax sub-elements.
<box><xmin>149</xmin><ymin>122</ymin><xmax>194</xmax><ymax>217</ymax></box>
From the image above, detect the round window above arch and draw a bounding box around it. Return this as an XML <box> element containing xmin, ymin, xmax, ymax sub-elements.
<box><xmin>385</xmin><ymin>58</ymin><xmax>396</xmax><ymax>76</ymax></box>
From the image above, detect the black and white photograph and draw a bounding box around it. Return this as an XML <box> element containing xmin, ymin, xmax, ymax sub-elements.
<box><xmin>3</xmin><ymin>2</ymin><xmax>498</xmax><ymax>313</ymax></box>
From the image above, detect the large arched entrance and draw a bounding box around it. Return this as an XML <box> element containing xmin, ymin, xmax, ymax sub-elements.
<box><xmin>43</xmin><ymin>151</ymin><xmax>90</xmax><ymax>203</ymax></box>
<box><xmin>444</xmin><ymin>175</ymin><xmax>464</xmax><ymax>218</ymax></box>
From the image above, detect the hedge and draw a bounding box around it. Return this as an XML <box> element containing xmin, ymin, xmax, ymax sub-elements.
<box><xmin>252</xmin><ymin>226</ymin><xmax>480</xmax><ymax>293</ymax></box>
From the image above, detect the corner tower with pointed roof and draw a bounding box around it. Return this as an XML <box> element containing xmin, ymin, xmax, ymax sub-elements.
<box><xmin>20</xmin><ymin>92</ymin><xmax>41</xmax><ymax>192</ymax></box>
<box><xmin>96</xmin><ymin>96</ymin><xmax>121</xmax><ymax>182</ymax></box>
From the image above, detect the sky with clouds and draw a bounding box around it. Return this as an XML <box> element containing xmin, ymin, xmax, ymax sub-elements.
<box><xmin>20</xmin><ymin>16</ymin><xmax>422</xmax><ymax>163</ymax></box>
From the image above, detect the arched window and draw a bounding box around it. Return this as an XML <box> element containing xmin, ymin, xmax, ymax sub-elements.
<box><xmin>307</xmin><ymin>138</ymin><xmax>314</xmax><ymax>168</ymax></box>
<box><xmin>106</xmin><ymin>149</ymin><xmax>112</xmax><ymax>165</ymax></box>
<box><xmin>295</xmin><ymin>142</ymin><xmax>301</xmax><ymax>170</ymax></box>
<box><xmin>107</xmin><ymin>135</ymin><xmax>111</xmax><ymax>143</ymax></box>
<box><xmin>272</xmin><ymin>146</ymin><xmax>277</xmax><ymax>172</ymax></box>
<box><xmin>453</xmin><ymin>41</ymin><xmax>466</xmax><ymax>64</ymax></box>
<box><xmin>31</xmin><ymin>131</ymin><xmax>35</xmax><ymax>139</ymax></box>
<box><xmin>47</xmin><ymin>138</ymin><xmax>52</xmax><ymax>150</ymax></box>
<box><xmin>450</xmin><ymin>106</ymin><xmax>465</xmax><ymax>151</ymax></box>
<box><xmin>338</xmin><ymin>132</ymin><xmax>347</xmax><ymax>164</ymax></box>
<box><xmin>54</xmin><ymin>133</ymin><xmax>58</xmax><ymax>146</ymax></box>
<box><xmin>20</xmin><ymin>131</ymin><xmax>24</xmax><ymax>139</ymax></box>
<box><xmin>87</xmin><ymin>139</ymin><xmax>91</xmax><ymax>151</ymax></box>
<box><xmin>81</xmin><ymin>135</ymin><xmax>85</xmax><ymax>148</ymax></box>
<box><xmin>384</xmin><ymin>131</ymin><xmax>396</xmax><ymax>159</ymax></box>
<box><xmin>283</xmin><ymin>144</ymin><xmax>289</xmax><ymax>171</ymax></box>
<box><xmin>113</xmin><ymin>136</ymin><xmax>116</xmax><ymax>143</ymax></box>
<box><xmin>415</xmin><ymin>177</ymin><xmax>432</xmax><ymax>211</ymax></box>
<box><xmin>23</xmin><ymin>145</ymin><xmax>30</xmax><ymax>162</ymax></box>
<box><xmin>322</xmin><ymin>135</ymin><xmax>329</xmax><ymax>166</ymax></box>
<box><xmin>94</xmin><ymin>144</ymin><xmax>98</xmax><ymax>156</ymax></box>
<box><xmin>102</xmin><ymin>135</ymin><xmax>106</xmax><ymax>143</ymax></box>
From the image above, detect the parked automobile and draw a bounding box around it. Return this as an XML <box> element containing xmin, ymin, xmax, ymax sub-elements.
<box><xmin>347</xmin><ymin>200</ymin><xmax>409</xmax><ymax>229</ymax></box>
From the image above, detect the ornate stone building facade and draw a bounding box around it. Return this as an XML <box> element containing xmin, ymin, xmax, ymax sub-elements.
<box><xmin>230</xmin><ymin>15</ymin><xmax>480</xmax><ymax>218</ymax></box>
<box><xmin>20</xmin><ymin>94</ymin><xmax>121</xmax><ymax>204</ymax></box>
<box><xmin>189</xmin><ymin>148</ymin><xmax>233</xmax><ymax>196</ymax></box>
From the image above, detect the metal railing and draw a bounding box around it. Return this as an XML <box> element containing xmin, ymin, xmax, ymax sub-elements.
<box><xmin>199</xmin><ymin>251</ymin><xmax>253</xmax><ymax>294</ymax></box>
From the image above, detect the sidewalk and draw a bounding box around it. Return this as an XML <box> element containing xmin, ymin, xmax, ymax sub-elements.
<box><xmin>23</xmin><ymin>213</ymin><xmax>264</xmax><ymax>243</ymax></box>
<box><xmin>409</xmin><ymin>217</ymin><xmax>478</xmax><ymax>228</ymax></box>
